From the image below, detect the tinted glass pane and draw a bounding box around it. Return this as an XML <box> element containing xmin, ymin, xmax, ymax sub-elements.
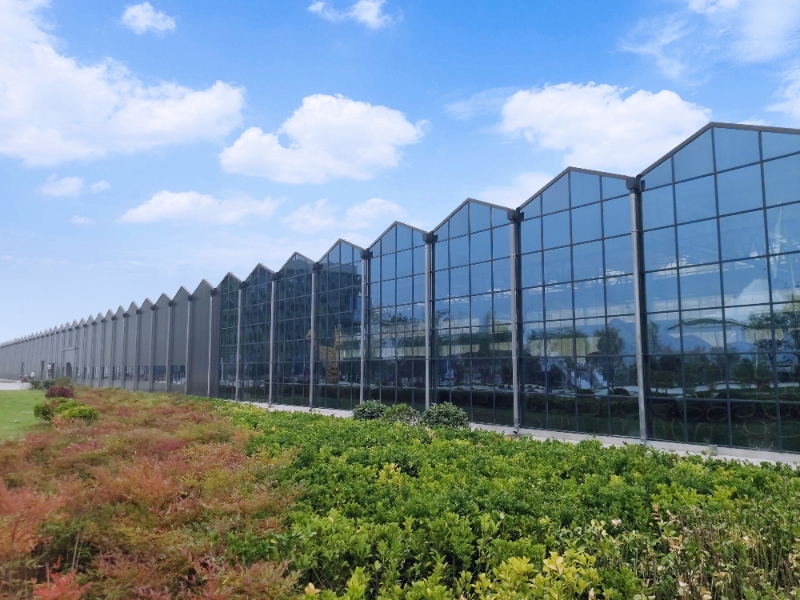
<box><xmin>543</xmin><ymin>211</ymin><xmax>570</xmax><ymax>249</ymax></box>
<box><xmin>520</xmin><ymin>218</ymin><xmax>541</xmax><ymax>253</ymax></box>
<box><xmin>470</xmin><ymin>202</ymin><xmax>491</xmax><ymax>232</ymax></box>
<box><xmin>602</xmin><ymin>196</ymin><xmax>630</xmax><ymax>238</ymax></box>
<box><xmin>545</xmin><ymin>284</ymin><xmax>573</xmax><ymax>319</ymax></box>
<box><xmin>767</xmin><ymin>203</ymin><xmax>800</xmax><ymax>254</ymax></box>
<box><xmin>413</xmin><ymin>245</ymin><xmax>425</xmax><ymax>275</ymax></box>
<box><xmin>544</xmin><ymin>247</ymin><xmax>571</xmax><ymax>284</ymax></box>
<box><xmin>521</xmin><ymin>252</ymin><xmax>543</xmax><ymax>288</ymax></box>
<box><xmin>382</xmin><ymin>253</ymin><xmax>396</xmax><ymax>279</ymax></box>
<box><xmin>382</xmin><ymin>279</ymin><xmax>395</xmax><ymax>305</ymax></box>
<box><xmin>413</xmin><ymin>229</ymin><xmax>424</xmax><ymax>248</ymax></box>
<box><xmin>642</xmin><ymin>185</ymin><xmax>674</xmax><ymax>230</ymax></box>
<box><xmin>675</xmin><ymin>175</ymin><xmax>716</xmax><ymax>223</ymax></box>
<box><xmin>449</xmin><ymin>205</ymin><xmax>469</xmax><ymax>238</ymax></box>
<box><xmin>678</xmin><ymin>220</ymin><xmax>719</xmax><ymax>266</ymax></box>
<box><xmin>648</xmin><ymin>312</ymin><xmax>681</xmax><ymax>352</ymax></box>
<box><xmin>450</xmin><ymin>235</ymin><xmax>469</xmax><ymax>267</ymax></box>
<box><xmin>686</xmin><ymin>400</ymin><xmax>730</xmax><ymax>446</ymax></box>
<box><xmin>471</xmin><ymin>229</ymin><xmax>491</xmax><ymax>264</ymax></box>
<box><xmin>764</xmin><ymin>153</ymin><xmax>800</xmax><ymax>206</ymax></box>
<box><xmin>717</xmin><ymin>164</ymin><xmax>763</xmax><ymax>215</ymax></box>
<box><xmin>413</xmin><ymin>274</ymin><xmax>425</xmax><ymax>303</ymax></box>
<box><xmin>646</xmin><ymin>270</ymin><xmax>679</xmax><ymax>312</ymax></box>
<box><xmin>434</xmin><ymin>240</ymin><xmax>448</xmax><ymax>270</ymax></box>
<box><xmin>573</xmin><ymin>279</ymin><xmax>605</xmax><ymax>318</ymax></box>
<box><xmin>572</xmin><ymin>241</ymin><xmax>603</xmax><ymax>281</ymax></box>
<box><xmin>674</xmin><ymin>130</ymin><xmax>713</xmax><ymax>182</ymax></box>
<box><xmin>450</xmin><ymin>266</ymin><xmax>470</xmax><ymax>297</ymax></box>
<box><xmin>681</xmin><ymin>310</ymin><xmax>725</xmax><ymax>353</ymax></box>
<box><xmin>492</xmin><ymin>225</ymin><xmax>510</xmax><ymax>259</ymax></box>
<box><xmin>572</xmin><ymin>202</ymin><xmax>602</xmax><ymax>243</ymax></box>
<box><xmin>522</xmin><ymin>194</ymin><xmax>541</xmax><ymax>217</ymax></box>
<box><xmin>522</xmin><ymin>288</ymin><xmax>543</xmax><ymax>322</ymax></box>
<box><xmin>570</xmin><ymin>171</ymin><xmax>600</xmax><ymax>207</ymax></box>
<box><xmin>678</xmin><ymin>264</ymin><xmax>722</xmax><ymax>309</ymax></box>
<box><xmin>644</xmin><ymin>227</ymin><xmax>676</xmax><ymax>271</ymax></box>
<box><xmin>722</xmin><ymin>258</ymin><xmax>769</xmax><ymax>306</ymax></box>
<box><xmin>604</xmin><ymin>235</ymin><xmax>633</xmax><ymax>275</ymax></box>
<box><xmin>396</xmin><ymin>225</ymin><xmax>412</xmax><ymax>251</ymax></box>
<box><xmin>471</xmin><ymin>261</ymin><xmax>493</xmax><ymax>295</ymax></box>
<box><xmin>763</xmin><ymin>131</ymin><xmax>800</xmax><ymax>160</ymax></box>
<box><xmin>543</xmin><ymin>175</ymin><xmax>569</xmax><ymax>213</ymax></box>
<box><xmin>720</xmin><ymin>211</ymin><xmax>767</xmax><ymax>260</ymax></box>
<box><xmin>602</xmin><ymin>176</ymin><xmax>629</xmax><ymax>199</ymax></box>
<box><xmin>606</xmin><ymin>276</ymin><xmax>635</xmax><ymax>315</ymax></box>
<box><xmin>396</xmin><ymin>276</ymin><xmax>413</xmax><ymax>305</ymax></box>
<box><xmin>770</xmin><ymin>252</ymin><xmax>800</xmax><ymax>302</ymax></box>
<box><xmin>382</xmin><ymin>226</ymin><xmax>396</xmax><ymax>254</ymax></box>
<box><xmin>396</xmin><ymin>249</ymin><xmax>413</xmax><ymax>278</ymax></box>
<box><xmin>644</xmin><ymin>158</ymin><xmax>672</xmax><ymax>189</ymax></box>
<box><xmin>714</xmin><ymin>127</ymin><xmax>760</xmax><ymax>171</ymax></box>
<box><xmin>492</xmin><ymin>207</ymin><xmax>508</xmax><ymax>228</ymax></box>
<box><xmin>434</xmin><ymin>269</ymin><xmax>449</xmax><ymax>298</ymax></box>
<box><xmin>493</xmin><ymin>258</ymin><xmax>511</xmax><ymax>292</ymax></box>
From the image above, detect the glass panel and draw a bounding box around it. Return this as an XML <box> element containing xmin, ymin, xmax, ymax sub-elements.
<box><xmin>719</xmin><ymin>211</ymin><xmax>766</xmax><ymax>261</ymax></box>
<box><xmin>781</xmin><ymin>403</ymin><xmax>800</xmax><ymax>452</ymax></box>
<box><xmin>573</xmin><ymin>279</ymin><xmax>605</xmax><ymax>319</ymax></box>
<box><xmin>680</xmin><ymin>309</ymin><xmax>726</xmax><ymax>352</ymax></box>
<box><xmin>450</xmin><ymin>235</ymin><xmax>469</xmax><ymax>268</ymax></box>
<box><xmin>522</xmin><ymin>194</ymin><xmax>541</xmax><ymax>217</ymax></box>
<box><xmin>413</xmin><ymin>245</ymin><xmax>425</xmax><ymax>275</ymax></box>
<box><xmin>543</xmin><ymin>211</ymin><xmax>570</xmax><ymax>249</ymax></box>
<box><xmin>382</xmin><ymin>226</ymin><xmax>396</xmax><ymax>254</ymax></box>
<box><xmin>674</xmin><ymin>130</ymin><xmax>714</xmax><ymax>182</ymax></box>
<box><xmin>570</xmin><ymin>171</ymin><xmax>600</xmax><ymax>207</ymax></box>
<box><xmin>520</xmin><ymin>252</ymin><xmax>543</xmax><ymax>287</ymax></box>
<box><xmin>520</xmin><ymin>217</ymin><xmax>541</xmax><ymax>254</ymax></box>
<box><xmin>730</xmin><ymin>402</ymin><xmax>778</xmax><ymax>450</ymax></box>
<box><xmin>470</xmin><ymin>202</ymin><xmax>491</xmax><ymax>232</ymax></box>
<box><xmin>572</xmin><ymin>241</ymin><xmax>603</xmax><ymax>281</ymax></box>
<box><xmin>606</xmin><ymin>276</ymin><xmax>635</xmax><ymax>316</ymax></box>
<box><xmin>767</xmin><ymin>202</ymin><xmax>800</xmax><ymax>255</ymax></box>
<box><xmin>382</xmin><ymin>253</ymin><xmax>396</xmax><ymax>280</ymax></box>
<box><xmin>675</xmin><ymin>175</ymin><xmax>716</xmax><ymax>224</ymax></box>
<box><xmin>644</xmin><ymin>227</ymin><xmax>676</xmax><ymax>271</ymax></box>
<box><xmin>493</xmin><ymin>257</ymin><xmax>511</xmax><ymax>292</ymax></box>
<box><xmin>545</xmin><ymin>284</ymin><xmax>573</xmax><ymax>320</ymax></box>
<box><xmin>604</xmin><ymin>235</ymin><xmax>633</xmax><ymax>275</ymax></box>
<box><xmin>396</xmin><ymin>249</ymin><xmax>413</xmax><ymax>278</ymax></box>
<box><xmin>470</xmin><ymin>229</ymin><xmax>491</xmax><ymax>264</ymax></box>
<box><xmin>382</xmin><ymin>279</ymin><xmax>396</xmax><ymax>306</ymax></box>
<box><xmin>396</xmin><ymin>225</ymin><xmax>412</xmax><ymax>251</ymax></box>
<box><xmin>521</xmin><ymin>288</ymin><xmax>543</xmax><ymax>323</ymax></box>
<box><xmin>434</xmin><ymin>240</ymin><xmax>448</xmax><ymax>271</ymax></box>
<box><xmin>722</xmin><ymin>258</ymin><xmax>770</xmax><ymax>307</ymax></box>
<box><xmin>686</xmin><ymin>400</ymin><xmax>729</xmax><ymax>446</ymax></box>
<box><xmin>412</xmin><ymin>229</ymin><xmax>424</xmax><ymax>248</ymax></box>
<box><xmin>602</xmin><ymin>196</ymin><xmax>630</xmax><ymax>238</ymax></box>
<box><xmin>770</xmin><ymin>252</ymin><xmax>800</xmax><ymax>302</ymax></box>
<box><xmin>492</xmin><ymin>207</ymin><xmax>509</xmax><ymax>228</ymax></box>
<box><xmin>543</xmin><ymin>246</ymin><xmax>571</xmax><ymax>284</ymax></box>
<box><xmin>434</xmin><ymin>269</ymin><xmax>449</xmax><ymax>299</ymax></box>
<box><xmin>717</xmin><ymin>164</ymin><xmax>763</xmax><ymax>215</ymax></box>
<box><xmin>396</xmin><ymin>276</ymin><xmax>413</xmax><ymax>305</ymax></box>
<box><xmin>602</xmin><ymin>176</ymin><xmax>629</xmax><ymax>200</ymax></box>
<box><xmin>647</xmin><ymin>312</ymin><xmax>681</xmax><ymax>354</ymax></box>
<box><xmin>646</xmin><ymin>270</ymin><xmax>680</xmax><ymax>313</ymax></box>
<box><xmin>543</xmin><ymin>174</ymin><xmax>569</xmax><ymax>214</ymax></box>
<box><xmin>764</xmin><ymin>153</ymin><xmax>800</xmax><ymax>206</ymax></box>
<box><xmin>571</xmin><ymin>202</ymin><xmax>602</xmax><ymax>243</ymax></box>
<box><xmin>449</xmin><ymin>205</ymin><xmax>469</xmax><ymax>238</ymax></box>
<box><xmin>644</xmin><ymin>158</ymin><xmax>672</xmax><ymax>189</ymax></box>
<box><xmin>450</xmin><ymin>266</ymin><xmax>470</xmax><ymax>297</ymax></box>
<box><xmin>678</xmin><ymin>264</ymin><xmax>722</xmax><ymax>309</ymax></box>
<box><xmin>470</xmin><ymin>261</ymin><xmax>493</xmax><ymax>296</ymax></box>
<box><xmin>763</xmin><ymin>131</ymin><xmax>800</xmax><ymax>160</ymax></box>
<box><xmin>492</xmin><ymin>225</ymin><xmax>510</xmax><ymax>259</ymax></box>
<box><xmin>714</xmin><ymin>127</ymin><xmax>760</xmax><ymax>171</ymax></box>
<box><xmin>642</xmin><ymin>185</ymin><xmax>674</xmax><ymax>230</ymax></box>
<box><xmin>648</xmin><ymin>397</ymin><xmax>685</xmax><ymax>442</ymax></box>
<box><xmin>677</xmin><ymin>220</ymin><xmax>719</xmax><ymax>266</ymax></box>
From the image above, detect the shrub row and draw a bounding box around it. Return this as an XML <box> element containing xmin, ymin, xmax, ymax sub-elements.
<box><xmin>353</xmin><ymin>400</ymin><xmax>470</xmax><ymax>429</ymax></box>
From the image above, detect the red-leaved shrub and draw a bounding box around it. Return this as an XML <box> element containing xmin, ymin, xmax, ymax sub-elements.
<box><xmin>45</xmin><ymin>386</ymin><xmax>74</xmax><ymax>399</ymax></box>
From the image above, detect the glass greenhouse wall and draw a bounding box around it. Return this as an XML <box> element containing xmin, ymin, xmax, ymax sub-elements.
<box><xmin>4</xmin><ymin>122</ymin><xmax>800</xmax><ymax>457</ymax></box>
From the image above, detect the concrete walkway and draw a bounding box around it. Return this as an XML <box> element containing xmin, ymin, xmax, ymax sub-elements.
<box><xmin>0</xmin><ymin>381</ymin><xmax>28</xmax><ymax>391</ymax></box>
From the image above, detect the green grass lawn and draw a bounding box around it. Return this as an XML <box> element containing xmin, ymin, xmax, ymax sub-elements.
<box><xmin>0</xmin><ymin>389</ymin><xmax>45</xmax><ymax>440</ymax></box>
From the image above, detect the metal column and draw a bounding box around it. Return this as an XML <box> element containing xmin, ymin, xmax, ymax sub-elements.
<box><xmin>423</xmin><ymin>232</ymin><xmax>435</xmax><ymax>409</ymax></box>
<box><xmin>508</xmin><ymin>210</ymin><xmax>523</xmax><ymax>432</ymax></box>
<box><xmin>309</xmin><ymin>263</ymin><xmax>321</xmax><ymax>409</ymax></box>
<box><xmin>268</xmin><ymin>279</ymin><xmax>277</xmax><ymax>406</ymax></box>
<box><xmin>359</xmin><ymin>250</ymin><xmax>372</xmax><ymax>405</ymax></box>
<box><xmin>627</xmin><ymin>177</ymin><xmax>648</xmax><ymax>443</ymax></box>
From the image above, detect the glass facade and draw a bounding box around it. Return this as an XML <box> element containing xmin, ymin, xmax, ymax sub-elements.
<box><xmin>316</xmin><ymin>241</ymin><xmax>363</xmax><ymax>410</ymax></box>
<box><xmin>274</xmin><ymin>254</ymin><xmax>314</xmax><ymax>406</ymax></box>
<box><xmin>368</xmin><ymin>224</ymin><xmax>427</xmax><ymax>408</ymax></box>
<box><xmin>642</xmin><ymin>126</ymin><xmax>800</xmax><ymax>453</ymax></box>
<box><xmin>433</xmin><ymin>202</ymin><xmax>514</xmax><ymax>423</ymax></box>
<box><xmin>6</xmin><ymin>122</ymin><xmax>800</xmax><ymax>456</ymax></box>
<box><xmin>518</xmin><ymin>170</ymin><xmax>639</xmax><ymax>435</ymax></box>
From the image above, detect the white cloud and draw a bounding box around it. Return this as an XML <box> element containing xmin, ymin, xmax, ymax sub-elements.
<box><xmin>40</xmin><ymin>176</ymin><xmax>84</xmax><ymax>197</ymax></box>
<box><xmin>309</xmin><ymin>0</ymin><xmax>391</xmax><ymax>29</ymax></box>
<box><xmin>283</xmin><ymin>199</ymin><xmax>338</xmax><ymax>233</ymax></box>
<box><xmin>444</xmin><ymin>87</ymin><xmax>518</xmax><ymax>121</ymax></box>
<box><xmin>769</xmin><ymin>66</ymin><xmax>800</xmax><ymax>121</ymax></box>
<box><xmin>478</xmin><ymin>172</ymin><xmax>554</xmax><ymax>208</ymax></box>
<box><xmin>623</xmin><ymin>0</ymin><xmax>800</xmax><ymax>78</ymax></box>
<box><xmin>220</xmin><ymin>94</ymin><xmax>426</xmax><ymax>183</ymax></box>
<box><xmin>40</xmin><ymin>175</ymin><xmax>111</xmax><ymax>196</ymax></box>
<box><xmin>89</xmin><ymin>180</ymin><xmax>111</xmax><ymax>193</ymax></box>
<box><xmin>118</xmin><ymin>191</ymin><xmax>279</xmax><ymax>224</ymax></box>
<box><xmin>121</xmin><ymin>2</ymin><xmax>176</xmax><ymax>35</ymax></box>
<box><xmin>344</xmin><ymin>197</ymin><xmax>404</xmax><ymax>228</ymax></box>
<box><xmin>500</xmin><ymin>82</ymin><xmax>711</xmax><ymax>173</ymax></box>
<box><xmin>0</xmin><ymin>0</ymin><xmax>244</xmax><ymax>166</ymax></box>
<box><xmin>70</xmin><ymin>215</ymin><xmax>92</xmax><ymax>225</ymax></box>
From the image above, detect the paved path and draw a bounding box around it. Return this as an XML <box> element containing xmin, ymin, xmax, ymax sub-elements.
<box><xmin>0</xmin><ymin>381</ymin><xmax>28</xmax><ymax>391</ymax></box>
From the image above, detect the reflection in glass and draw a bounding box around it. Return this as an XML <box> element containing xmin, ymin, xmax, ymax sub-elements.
<box><xmin>717</xmin><ymin>164</ymin><xmax>763</xmax><ymax>215</ymax></box>
<box><xmin>674</xmin><ymin>130</ymin><xmax>714</xmax><ymax>182</ymax></box>
<box><xmin>714</xmin><ymin>127</ymin><xmax>760</xmax><ymax>171</ymax></box>
<box><xmin>675</xmin><ymin>175</ymin><xmax>716</xmax><ymax>223</ymax></box>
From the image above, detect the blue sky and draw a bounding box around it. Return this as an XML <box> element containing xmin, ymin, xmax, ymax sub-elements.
<box><xmin>3</xmin><ymin>0</ymin><xmax>800</xmax><ymax>341</ymax></box>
